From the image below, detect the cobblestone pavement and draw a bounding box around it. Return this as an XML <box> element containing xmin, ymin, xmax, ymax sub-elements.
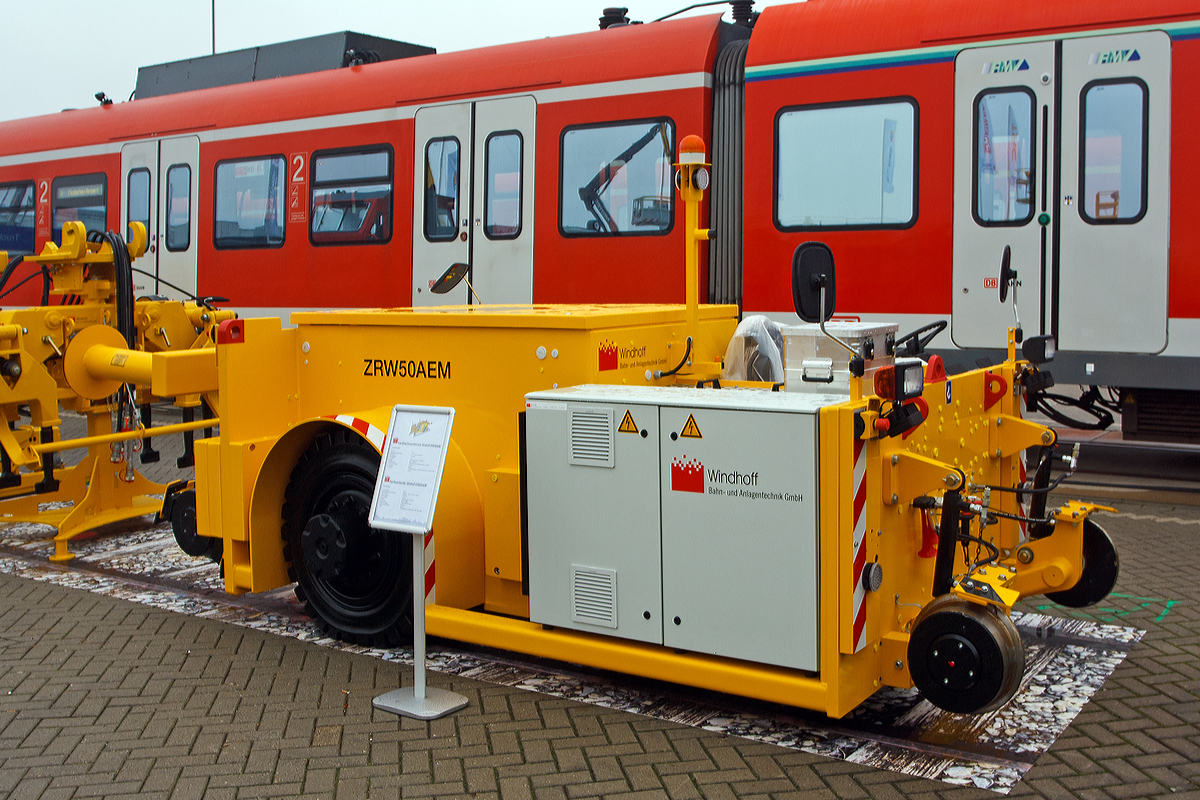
<box><xmin>1</xmin><ymin>456</ymin><xmax>1198</xmax><ymax>798</ymax></box>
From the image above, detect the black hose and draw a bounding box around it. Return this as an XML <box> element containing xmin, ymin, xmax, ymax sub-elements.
<box><xmin>655</xmin><ymin>336</ymin><xmax>693</xmax><ymax>379</ymax></box>
<box><xmin>0</xmin><ymin>270</ymin><xmax>48</xmax><ymax>301</ymax></box>
<box><xmin>1029</xmin><ymin>386</ymin><xmax>1114</xmax><ymax>430</ymax></box>
<box><xmin>100</xmin><ymin>231</ymin><xmax>135</xmax><ymax>346</ymax></box>
<box><xmin>0</xmin><ymin>254</ymin><xmax>24</xmax><ymax>295</ymax></box>
<box><xmin>129</xmin><ymin>266</ymin><xmax>204</xmax><ymax>304</ymax></box>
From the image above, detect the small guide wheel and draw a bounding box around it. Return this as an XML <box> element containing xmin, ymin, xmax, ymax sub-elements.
<box><xmin>907</xmin><ymin>594</ymin><xmax>1025</xmax><ymax>714</ymax></box>
<box><xmin>1046</xmin><ymin>518</ymin><xmax>1119</xmax><ymax>608</ymax></box>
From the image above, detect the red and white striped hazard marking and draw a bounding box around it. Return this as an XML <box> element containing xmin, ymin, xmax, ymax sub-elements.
<box><xmin>424</xmin><ymin>532</ymin><xmax>436</xmax><ymax>605</ymax></box>
<box><xmin>323</xmin><ymin>414</ymin><xmax>386</xmax><ymax>452</ymax></box>
<box><xmin>323</xmin><ymin>414</ymin><xmax>434</xmax><ymax>603</ymax></box>
<box><xmin>850</xmin><ymin>438</ymin><xmax>868</xmax><ymax>653</ymax></box>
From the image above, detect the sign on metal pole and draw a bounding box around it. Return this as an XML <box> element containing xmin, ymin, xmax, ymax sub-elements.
<box><xmin>369</xmin><ymin>405</ymin><xmax>468</xmax><ymax>720</ymax></box>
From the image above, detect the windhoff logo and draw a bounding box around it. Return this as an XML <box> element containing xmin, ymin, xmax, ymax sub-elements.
<box><xmin>669</xmin><ymin>456</ymin><xmax>802</xmax><ymax>503</ymax></box>
<box><xmin>982</xmin><ymin>59</ymin><xmax>1029</xmax><ymax>74</ymax></box>
<box><xmin>1090</xmin><ymin>49</ymin><xmax>1140</xmax><ymax>65</ymax></box>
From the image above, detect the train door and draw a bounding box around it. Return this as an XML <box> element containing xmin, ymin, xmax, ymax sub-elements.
<box><xmin>471</xmin><ymin>96</ymin><xmax>535</xmax><ymax>304</ymax></box>
<box><xmin>412</xmin><ymin>96</ymin><xmax>536</xmax><ymax>306</ymax></box>
<box><xmin>155</xmin><ymin>136</ymin><xmax>201</xmax><ymax>301</ymax></box>
<box><xmin>951</xmin><ymin>42</ymin><xmax>1055</xmax><ymax>348</ymax></box>
<box><xmin>120</xmin><ymin>141</ymin><xmax>158</xmax><ymax>296</ymax></box>
<box><xmin>1057</xmin><ymin>32</ymin><xmax>1169</xmax><ymax>353</ymax></box>
<box><xmin>952</xmin><ymin>33</ymin><xmax>1170</xmax><ymax>353</ymax></box>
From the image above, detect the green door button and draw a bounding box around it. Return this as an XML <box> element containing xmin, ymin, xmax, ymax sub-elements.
<box><xmin>1038</xmin><ymin>212</ymin><xmax>1051</xmax><ymax>226</ymax></box>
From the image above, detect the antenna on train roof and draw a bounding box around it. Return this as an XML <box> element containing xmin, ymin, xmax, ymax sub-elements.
<box><xmin>651</xmin><ymin>0</ymin><xmax>757</xmax><ymax>26</ymax></box>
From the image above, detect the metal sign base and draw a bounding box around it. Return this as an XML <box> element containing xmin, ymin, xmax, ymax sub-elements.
<box><xmin>372</xmin><ymin>686</ymin><xmax>468</xmax><ymax>720</ymax></box>
<box><xmin>373</xmin><ymin>530</ymin><xmax>469</xmax><ymax>722</ymax></box>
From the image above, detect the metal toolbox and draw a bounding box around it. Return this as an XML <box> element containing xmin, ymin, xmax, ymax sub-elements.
<box><xmin>783</xmin><ymin>321</ymin><xmax>899</xmax><ymax>395</ymax></box>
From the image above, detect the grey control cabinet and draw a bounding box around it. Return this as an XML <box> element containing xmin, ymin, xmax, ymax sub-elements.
<box><xmin>525</xmin><ymin>385</ymin><xmax>837</xmax><ymax>671</ymax></box>
<box><xmin>526</xmin><ymin>396</ymin><xmax>664</xmax><ymax>644</ymax></box>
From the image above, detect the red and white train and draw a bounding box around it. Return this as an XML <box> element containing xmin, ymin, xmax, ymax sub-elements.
<box><xmin>1</xmin><ymin>0</ymin><xmax>1198</xmax><ymax>437</ymax></box>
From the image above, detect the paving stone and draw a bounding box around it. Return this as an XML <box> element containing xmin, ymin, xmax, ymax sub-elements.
<box><xmin>1</xmin><ymin>497</ymin><xmax>1200</xmax><ymax>799</ymax></box>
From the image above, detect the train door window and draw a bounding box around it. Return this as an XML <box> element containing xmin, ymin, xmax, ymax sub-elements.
<box><xmin>1080</xmin><ymin>79</ymin><xmax>1147</xmax><ymax>224</ymax></box>
<box><xmin>559</xmin><ymin>118</ymin><xmax>675</xmax><ymax>236</ymax></box>
<box><xmin>126</xmin><ymin>169</ymin><xmax>151</xmax><ymax>244</ymax></box>
<box><xmin>973</xmin><ymin>89</ymin><xmax>1035</xmax><ymax>225</ymax></box>
<box><xmin>484</xmin><ymin>131</ymin><xmax>522</xmax><ymax>239</ymax></box>
<box><xmin>0</xmin><ymin>181</ymin><xmax>35</xmax><ymax>256</ymax></box>
<box><xmin>51</xmin><ymin>173</ymin><xmax>106</xmax><ymax>245</ymax></box>
<box><xmin>423</xmin><ymin>138</ymin><xmax>460</xmax><ymax>242</ymax></box>
<box><xmin>165</xmin><ymin>165</ymin><xmax>191</xmax><ymax>251</ymax></box>
<box><xmin>310</xmin><ymin>146</ymin><xmax>393</xmax><ymax>245</ymax></box>
<box><xmin>775</xmin><ymin>99</ymin><xmax>916</xmax><ymax>229</ymax></box>
<box><xmin>214</xmin><ymin>156</ymin><xmax>285</xmax><ymax>249</ymax></box>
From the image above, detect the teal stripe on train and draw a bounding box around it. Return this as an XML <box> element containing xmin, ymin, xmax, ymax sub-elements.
<box><xmin>746</xmin><ymin>19</ymin><xmax>1200</xmax><ymax>83</ymax></box>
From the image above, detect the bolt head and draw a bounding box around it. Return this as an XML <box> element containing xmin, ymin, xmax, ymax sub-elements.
<box><xmin>894</xmin><ymin>660</ymin><xmax>903</xmax><ymax>670</ymax></box>
<box><xmin>1017</xmin><ymin>547</ymin><xmax>1034</xmax><ymax>564</ymax></box>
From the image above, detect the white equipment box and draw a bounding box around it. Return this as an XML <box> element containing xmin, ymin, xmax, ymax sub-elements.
<box><xmin>784</xmin><ymin>321</ymin><xmax>898</xmax><ymax>395</ymax></box>
<box><xmin>524</xmin><ymin>385</ymin><xmax>842</xmax><ymax>672</ymax></box>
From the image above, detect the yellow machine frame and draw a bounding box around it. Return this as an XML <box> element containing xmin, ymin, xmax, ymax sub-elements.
<box><xmin>0</xmin><ymin>221</ymin><xmax>233</xmax><ymax>559</ymax></box>
<box><xmin>39</xmin><ymin>138</ymin><xmax>1112</xmax><ymax>718</ymax></box>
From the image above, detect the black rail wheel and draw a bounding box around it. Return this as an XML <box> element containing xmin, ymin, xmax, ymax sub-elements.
<box><xmin>1046</xmin><ymin>518</ymin><xmax>1119</xmax><ymax>608</ymax></box>
<box><xmin>169</xmin><ymin>489</ymin><xmax>222</xmax><ymax>562</ymax></box>
<box><xmin>907</xmin><ymin>594</ymin><xmax>1025</xmax><ymax>715</ymax></box>
<box><xmin>281</xmin><ymin>428</ymin><xmax>412</xmax><ymax>646</ymax></box>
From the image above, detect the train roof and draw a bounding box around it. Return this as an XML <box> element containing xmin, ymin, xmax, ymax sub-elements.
<box><xmin>747</xmin><ymin>0</ymin><xmax>1200</xmax><ymax>71</ymax></box>
<box><xmin>0</xmin><ymin>14</ymin><xmax>726</xmax><ymax>158</ymax></box>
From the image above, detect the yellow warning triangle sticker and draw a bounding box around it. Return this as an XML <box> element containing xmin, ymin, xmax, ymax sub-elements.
<box><xmin>618</xmin><ymin>410</ymin><xmax>639</xmax><ymax>434</ymax></box>
<box><xmin>680</xmin><ymin>414</ymin><xmax>702</xmax><ymax>439</ymax></box>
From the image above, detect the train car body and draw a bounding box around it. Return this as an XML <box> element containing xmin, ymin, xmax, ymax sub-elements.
<box><xmin>740</xmin><ymin>0</ymin><xmax>1200</xmax><ymax>432</ymax></box>
<box><xmin>2</xmin><ymin>0</ymin><xmax>1199</xmax><ymax>435</ymax></box>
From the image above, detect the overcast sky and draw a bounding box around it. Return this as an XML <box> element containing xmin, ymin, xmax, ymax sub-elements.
<box><xmin>0</xmin><ymin>0</ymin><xmax>792</xmax><ymax>123</ymax></box>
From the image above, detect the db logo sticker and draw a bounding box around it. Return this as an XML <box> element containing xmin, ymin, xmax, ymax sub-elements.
<box><xmin>983</xmin><ymin>277</ymin><xmax>999</xmax><ymax>290</ymax></box>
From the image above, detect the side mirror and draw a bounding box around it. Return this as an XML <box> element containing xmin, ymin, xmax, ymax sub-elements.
<box><xmin>792</xmin><ymin>242</ymin><xmax>836</xmax><ymax>323</ymax></box>
<box><xmin>998</xmin><ymin>245</ymin><xmax>1016</xmax><ymax>303</ymax></box>
<box><xmin>1021</xmin><ymin>334</ymin><xmax>1055</xmax><ymax>365</ymax></box>
<box><xmin>431</xmin><ymin>262</ymin><xmax>469</xmax><ymax>295</ymax></box>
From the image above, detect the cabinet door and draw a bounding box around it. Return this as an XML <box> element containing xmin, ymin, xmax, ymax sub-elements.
<box><xmin>659</xmin><ymin>407</ymin><xmax>819</xmax><ymax>671</ymax></box>
<box><xmin>526</xmin><ymin>401</ymin><xmax>663</xmax><ymax>644</ymax></box>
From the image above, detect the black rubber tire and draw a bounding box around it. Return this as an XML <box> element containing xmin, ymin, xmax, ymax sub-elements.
<box><xmin>281</xmin><ymin>429</ymin><xmax>413</xmax><ymax>646</ymax></box>
<box><xmin>908</xmin><ymin>594</ymin><xmax>1025</xmax><ymax>715</ymax></box>
<box><xmin>1046</xmin><ymin>519</ymin><xmax>1119</xmax><ymax>608</ymax></box>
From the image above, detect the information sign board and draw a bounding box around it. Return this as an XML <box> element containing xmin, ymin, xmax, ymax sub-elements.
<box><xmin>368</xmin><ymin>405</ymin><xmax>455</xmax><ymax>535</ymax></box>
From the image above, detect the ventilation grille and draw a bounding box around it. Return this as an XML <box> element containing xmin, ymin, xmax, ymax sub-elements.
<box><xmin>1126</xmin><ymin>388</ymin><xmax>1200</xmax><ymax>443</ymax></box>
<box><xmin>571</xmin><ymin>566</ymin><xmax>617</xmax><ymax>628</ymax></box>
<box><xmin>569</xmin><ymin>408</ymin><xmax>614</xmax><ymax>467</ymax></box>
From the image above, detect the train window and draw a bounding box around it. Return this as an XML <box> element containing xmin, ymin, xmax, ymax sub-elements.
<box><xmin>51</xmin><ymin>173</ymin><xmax>107</xmax><ymax>245</ymax></box>
<box><xmin>1080</xmin><ymin>79</ymin><xmax>1148</xmax><ymax>224</ymax></box>
<box><xmin>775</xmin><ymin>99</ymin><xmax>917</xmax><ymax>230</ymax></box>
<box><xmin>126</xmin><ymin>169</ymin><xmax>151</xmax><ymax>245</ymax></box>
<box><xmin>485</xmin><ymin>131</ymin><xmax>522</xmax><ymax>240</ymax></box>
<box><xmin>0</xmin><ymin>181</ymin><xmax>35</xmax><ymax>256</ymax></box>
<box><xmin>214</xmin><ymin>156</ymin><xmax>286</xmax><ymax>249</ymax></box>
<box><xmin>310</xmin><ymin>146</ymin><xmax>393</xmax><ymax>246</ymax></box>
<box><xmin>974</xmin><ymin>89</ymin><xmax>1035</xmax><ymax>226</ymax></box>
<box><xmin>424</xmin><ymin>138</ymin><xmax>460</xmax><ymax>242</ymax></box>
<box><xmin>560</xmin><ymin>118</ymin><xmax>674</xmax><ymax>237</ymax></box>
<box><xmin>165</xmin><ymin>165</ymin><xmax>191</xmax><ymax>252</ymax></box>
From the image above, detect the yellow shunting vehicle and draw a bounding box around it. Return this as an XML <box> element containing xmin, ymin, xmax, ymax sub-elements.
<box><xmin>43</xmin><ymin>137</ymin><xmax>1117</xmax><ymax>717</ymax></box>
